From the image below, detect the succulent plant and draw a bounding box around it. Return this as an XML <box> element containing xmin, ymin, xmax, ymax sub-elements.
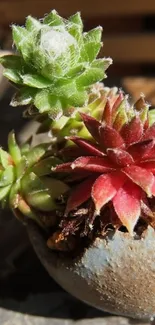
<box><xmin>47</xmin><ymin>93</ymin><xmax>155</xmax><ymax>248</ymax></box>
<box><xmin>0</xmin><ymin>10</ymin><xmax>111</xmax><ymax>120</ymax></box>
<box><xmin>0</xmin><ymin>132</ymin><xmax>69</xmax><ymax>228</ymax></box>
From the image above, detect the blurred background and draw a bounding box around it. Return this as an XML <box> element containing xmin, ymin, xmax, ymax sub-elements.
<box><xmin>0</xmin><ymin>1</ymin><xmax>155</xmax><ymax>324</ymax></box>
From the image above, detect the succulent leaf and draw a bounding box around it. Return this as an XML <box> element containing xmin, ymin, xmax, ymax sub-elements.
<box><xmin>148</xmin><ymin>109</ymin><xmax>155</xmax><ymax>126</ymax></box>
<box><xmin>21</xmin><ymin>172</ymin><xmax>57</xmax><ymax>211</ymax></box>
<box><xmin>11</xmin><ymin>87</ymin><xmax>37</xmax><ymax>107</ymax></box>
<box><xmin>113</xmin><ymin>181</ymin><xmax>142</xmax><ymax>234</ymax></box>
<box><xmin>0</xmin><ymin>185</ymin><xmax>11</xmax><ymax>200</ymax></box>
<box><xmin>8</xmin><ymin>131</ymin><xmax>21</xmax><ymax>165</ymax></box>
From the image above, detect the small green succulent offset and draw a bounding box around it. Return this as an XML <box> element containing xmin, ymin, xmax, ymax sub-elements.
<box><xmin>0</xmin><ymin>132</ymin><xmax>69</xmax><ymax>227</ymax></box>
<box><xmin>0</xmin><ymin>10</ymin><xmax>112</xmax><ymax>120</ymax></box>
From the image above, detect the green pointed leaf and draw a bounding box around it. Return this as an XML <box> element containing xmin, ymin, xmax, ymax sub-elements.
<box><xmin>34</xmin><ymin>90</ymin><xmax>52</xmax><ymax>113</ymax></box>
<box><xmin>101</xmin><ymin>57</ymin><xmax>113</xmax><ymax>71</ymax></box>
<box><xmin>85</xmin><ymin>27</ymin><xmax>102</xmax><ymax>43</ymax></box>
<box><xmin>66</xmin><ymin>64</ymin><xmax>85</xmax><ymax>78</ymax></box>
<box><xmin>68</xmin><ymin>89</ymin><xmax>88</xmax><ymax>107</ymax></box>
<box><xmin>21</xmin><ymin>172</ymin><xmax>56</xmax><ymax>211</ymax></box>
<box><xmin>8</xmin><ymin>131</ymin><xmax>21</xmax><ymax>165</ymax></box>
<box><xmin>20</xmin><ymin>41</ymin><xmax>33</xmax><ymax>64</ymax></box>
<box><xmin>42</xmin><ymin>177</ymin><xmax>70</xmax><ymax>197</ymax></box>
<box><xmin>0</xmin><ymin>185</ymin><xmax>11</xmax><ymax>201</ymax></box>
<box><xmin>26</xmin><ymin>190</ymin><xmax>56</xmax><ymax>211</ymax></box>
<box><xmin>91</xmin><ymin>58</ymin><xmax>112</xmax><ymax>71</ymax></box>
<box><xmin>9</xmin><ymin>181</ymin><xmax>20</xmax><ymax>209</ymax></box>
<box><xmin>26</xmin><ymin>16</ymin><xmax>42</xmax><ymax>31</ymax></box>
<box><xmin>17</xmin><ymin>196</ymin><xmax>36</xmax><ymax>219</ymax></box>
<box><xmin>48</xmin><ymin>99</ymin><xmax>63</xmax><ymax>120</ymax></box>
<box><xmin>32</xmin><ymin>157</ymin><xmax>62</xmax><ymax>176</ymax></box>
<box><xmin>58</xmin><ymin>118</ymin><xmax>82</xmax><ymax>138</ymax></box>
<box><xmin>113</xmin><ymin>107</ymin><xmax>128</xmax><ymax>131</ymax></box>
<box><xmin>11</xmin><ymin>87</ymin><xmax>37</xmax><ymax>107</ymax></box>
<box><xmin>20</xmin><ymin>143</ymin><xmax>30</xmax><ymax>155</ymax></box>
<box><xmin>0</xmin><ymin>55</ymin><xmax>24</xmax><ymax>69</ymax></box>
<box><xmin>3</xmin><ymin>68</ymin><xmax>22</xmax><ymax>84</ymax></box>
<box><xmin>140</xmin><ymin>106</ymin><xmax>149</xmax><ymax>125</ymax></box>
<box><xmin>43</xmin><ymin>10</ymin><xmax>64</xmax><ymax>26</ymax></box>
<box><xmin>80</xmin><ymin>27</ymin><xmax>103</xmax><ymax>62</ymax></box>
<box><xmin>16</xmin><ymin>156</ymin><xmax>28</xmax><ymax>179</ymax></box>
<box><xmin>12</xmin><ymin>26</ymin><xmax>34</xmax><ymax>65</ymax></box>
<box><xmin>113</xmin><ymin>97</ymin><xmax>129</xmax><ymax>123</ymax></box>
<box><xmin>69</xmin><ymin>12</ymin><xmax>83</xmax><ymax>29</ymax></box>
<box><xmin>0</xmin><ymin>165</ymin><xmax>15</xmax><ymax>187</ymax></box>
<box><xmin>16</xmin><ymin>196</ymin><xmax>45</xmax><ymax>228</ymax></box>
<box><xmin>22</xmin><ymin>74</ymin><xmax>51</xmax><ymax>88</ymax></box>
<box><xmin>76</xmin><ymin>66</ymin><xmax>105</xmax><ymax>88</ymax></box>
<box><xmin>53</xmin><ymin>80</ymin><xmax>77</xmax><ymax>98</ymax></box>
<box><xmin>51</xmin><ymin>116</ymin><xmax>69</xmax><ymax>133</ymax></box>
<box><xmin>67</xmin><ymin>24</ymin><xmax>82</xmax><ymax>44</ymax></box>
<box><xmin>12</xmin><ymin>25</ymin><xmax>29</xmax><ymax>51</ymax></box>
<box><xmin>24</xmin><ymin>143</ymin><xmax>49</xmax><ymax>168</ymax></box>
<box><xmin>34</xmin><ymin>90</ymin><xmax>63</xmax><ymax>119</ymax></box>
<box><xmin>80</xmin><ymin>42</ymin><xmax>102</xmax><ymax>63</ymax></box>
<box><xmin>148</xmin><ymin>109</ymin><xmax>155</xmax><ymax>126</ymax></box>
<box><xmin>0</xmin><ymin>149</ymin><xmax>12</xmax><ymax>168</ymax></box>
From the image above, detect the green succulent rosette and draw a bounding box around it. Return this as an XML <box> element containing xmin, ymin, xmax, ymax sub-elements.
<box><xmin>0</xmin><ymin>10</ymin><xmax>112</xmax><ymax>120</ymax></box>
<box><xmin>0</xmin><ymin>132</ymin><xmax>69</xmax><ymax>227</ymax></box>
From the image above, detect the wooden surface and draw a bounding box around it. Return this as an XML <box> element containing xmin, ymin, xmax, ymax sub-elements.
<box><xmin>123</xmin><ymin>77</ymin><xmax>155</xmax><ymax>105</ymax></box>
<box><xmin>103</xmin><ymin>34</ymin><xmax>155</xmax><ymax>63</ymax></box>
<box><xmin>0</xmin><ymin>0</ymin><xmax>155</xmax><ymax>23</ymax></box>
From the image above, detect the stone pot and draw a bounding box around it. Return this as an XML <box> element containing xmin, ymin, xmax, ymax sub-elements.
<box><xmin>27</xmin><ymin>222</ymin><xmax>155</xmax><ymax>320</ymax></box>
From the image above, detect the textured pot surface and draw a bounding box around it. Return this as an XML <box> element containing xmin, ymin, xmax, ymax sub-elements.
<box><xmin>27</xmin><ymin>223</ymin><xmax>155</xmax><ymax>320</ymax></box>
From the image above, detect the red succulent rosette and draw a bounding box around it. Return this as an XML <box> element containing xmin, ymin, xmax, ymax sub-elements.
<box><xmin>52</xmin><ymin>93</ymin><xmax>155</xmax><ymax>243</ymax></box>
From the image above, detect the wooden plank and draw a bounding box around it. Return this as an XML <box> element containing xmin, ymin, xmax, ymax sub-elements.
<box><xmin>102</xmin><ymin>34</ymin><xmax>155</xmax><ymax>63</ymax></box>
<box><xmin>123</xmin><ymin>77</ymin><xmax>155</xmax><ymax>105</ymax></box>
<box><xmin>0</xmin><ymin>0</ymin><xmax>155</xmax><ymax>24</ymax></box>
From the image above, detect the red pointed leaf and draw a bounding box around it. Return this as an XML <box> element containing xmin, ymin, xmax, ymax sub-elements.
<box><xmin>123</xmin><ymin>165</ymin><xmax>154</xmax><ymax>197</ymax></box>
<box><xmin>71</xmin><ymin>156</ymin><xmax>115</xmax><ymax>173</ymax></box>
<box><xmin>65</xmin><ymin>177</ymin><xmax>95</xmax><ymax>215</ymax></box>
<box><xmin>111</xmin><ymin>92</ymin><xmax>124</xmax><ymax>116</ymax></box>
<box><xmin>107</xmin><ymin>148</ymin><xmax>134</xmax><ymax>167</ymax></box>
<box><xmin>69</xmin><ymin>136</ymin><xmax>104</xmax><ymax>157</ymax></box>
<box><xmin>101</xmin><ymin>98</ymin><xmax>112</xmax><ymax>126</ymax></box>
<box><xmin>128</xmin><ymin>139</ymin><xmax>154</xmax><ymax>162</ymax></box>
<box><xmin>92</xmin><ymin>171</ymin><xmax>126</xmax><ymax>214</ymax></box>
<box><xmin>99</xmin><ymin>125</ymin><xmax>125</xmax><ymax>149</ymax></box>
<box><xmin>121</xmin><ymin>116</ymin><xmax>143</xmax><ymax>146</ymax></box>
<box><xmin>113</xmin><ymin>181</ymin><xmax>142</xmax><ymax>234</ymax></box>
<box><xmin>80</xmin><ymin>113</ymin><xmax>101</xmax><ymax>143</ymax></box>
<box><xmin>138</xmin><ymin>161</ymin><xmax>155</xmax><ymax>174</ymax></box>
<box><xmin>52</xmin><ymin>162</ymin><xmax>72</xmax><ymax>172</ymax></box>
<box><xmin>142</xmin><ymin>123</ymin><xmax>155</xmax><ymax>141</ymax></box>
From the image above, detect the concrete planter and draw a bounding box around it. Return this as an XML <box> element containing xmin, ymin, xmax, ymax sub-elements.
<box><xmin>27</xmin><ymin>222</ymin><xmax>155</xmax><ymax>320</ymax></box>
